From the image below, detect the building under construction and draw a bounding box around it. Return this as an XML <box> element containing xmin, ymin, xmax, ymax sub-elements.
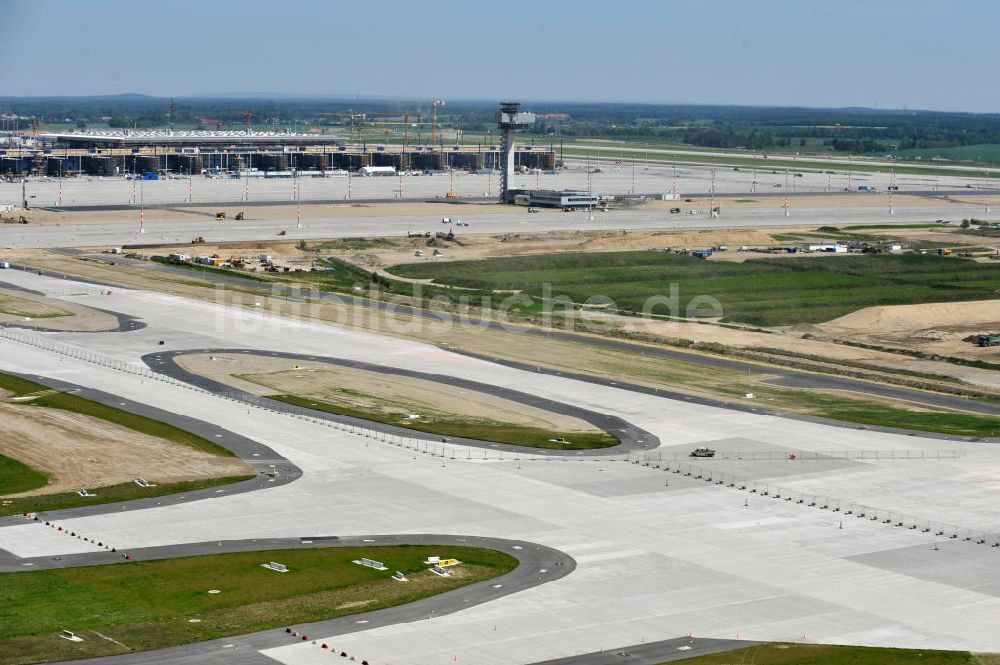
<box><xmin>0</xmin><ymin>130</ymin><xmax>556</xmax><ymax>177</ymax></box>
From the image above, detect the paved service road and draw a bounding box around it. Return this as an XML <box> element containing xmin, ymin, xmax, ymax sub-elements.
<box><xmin>0</xmin><ymin>533</ymin><xmax>574</xmax><ymax>665</ymax></box>
<box><xmin>145</xmin><ymin>348</ymin><xmax>660</xmax><ymax>456</ymax></box>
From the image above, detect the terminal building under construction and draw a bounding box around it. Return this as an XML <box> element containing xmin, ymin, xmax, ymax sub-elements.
<box><xmin>0</xmin><ymin>130</ymin><xmax>557</xmax><ymax>177</ymax></box>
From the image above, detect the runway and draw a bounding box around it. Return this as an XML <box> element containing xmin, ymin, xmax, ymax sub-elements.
<box><xmin>0</xmin><ymin>199</ymin><xmax>982</xmax><ymax>249</ymax></box>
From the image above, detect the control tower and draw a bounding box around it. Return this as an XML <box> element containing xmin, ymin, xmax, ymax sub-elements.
<box><xmin>496</xmin><ymin>101</ymin><xmax>535</xmax><ymax>203</ymax></box>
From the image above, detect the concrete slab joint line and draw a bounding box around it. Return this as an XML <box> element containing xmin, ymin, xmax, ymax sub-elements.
<box><xmin>654</xmin><ymin>456</ymin><xmax>1000</xmax><ymax>548</ymax></box>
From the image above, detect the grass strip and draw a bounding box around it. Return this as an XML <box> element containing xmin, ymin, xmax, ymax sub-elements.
<box><xmin>0</xmin><ymin>455</ymin><xmax>49</xmax><ymax>496</ymax></box>
<box><xmin>269</xmin><ymin>394</ymin><xmax>619</xmax><ymax>449</ymax></box>
<box><xmin>668</xmin><ymin>642</ymin><xmax>978</xmax><ymax>665</ymax></box>
<box><xmin>1</xmin><ymin>476</ymin><xmax>255</xmax><ymax>516</ymax></box>
<box><xmin>0</xmin><ymin>545</ymin><xmax>516</xmax><ymax>665</ymax></box>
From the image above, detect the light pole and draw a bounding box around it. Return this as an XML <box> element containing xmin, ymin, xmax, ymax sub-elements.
<box><xmin>983</xmin><ymin>168</ymin><xmax>991</xmax><ymax>213</ymax></box>
<box><xmin>783</xmin><ymin>169</ymin><xmax>790</xmax><ymax>216</ymax></box>
<box><xmin>671</xmin><ymin>154</ymin><xmax>677</xmax><ymax>197</ymax></box>
<box><xmin>139</xmin><ymin>175</ymin><xmax>145</xmax><ymax>233</ymax></box>
<box><xmin>888</xmin><ymin>145</ymin><xmax>896</xmax><ymax>216</ymax></box>
<box><xmin>710</xmin><ymin>165</ymin><xmax>716</xmax><ymax>216</ymax></box>
<box><xmin>295</xmin><ymin>169</ymin><xmax>301</xmax><ymax>229</ymax></box>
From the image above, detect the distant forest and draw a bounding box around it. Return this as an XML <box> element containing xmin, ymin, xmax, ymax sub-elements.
<box><xmin>4</xmin><ymin>95</ymin><xmax>1000</xmax><ymax>156</ymax></box>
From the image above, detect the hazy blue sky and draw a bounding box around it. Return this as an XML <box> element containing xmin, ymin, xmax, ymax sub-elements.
<box><xmin>2</xmin><ymin>0</ymin><xmax>998</xmax><ymax>112</ymax></box>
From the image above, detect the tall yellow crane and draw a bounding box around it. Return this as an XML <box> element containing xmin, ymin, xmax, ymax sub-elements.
<box><xmin>430</xmin><ymin>99</ymin><xmax>446</xmax><ymax>146</ymax></box>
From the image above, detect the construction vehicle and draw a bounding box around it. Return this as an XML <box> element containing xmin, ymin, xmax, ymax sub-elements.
<box><xmin>191</xmin><ymin>236</ymin><xmax>205</xmax><ymax>244</ymax></box>
<box><xmin>234</xmin><ymin>211</ymin><xmax>244</xmax><ymax>220</ymax></box>
<box><xmin>938</xmin><ymin>248</ymin><xmax>953</xmax><ymax>256</ymax></box>
<box><xmin>215</xmin><ymin>212</ymin><xmax>226</xmax><ymax>221</ymax></box>
<box><xmin>978</xmin><ymin>335</ymin><xmax>1000</xmax><ymax>347</ymax></box>
<box><xmin>689</xmin><ymin>447</ymin><xmax>716</xmax><ymax>458</ymax></box>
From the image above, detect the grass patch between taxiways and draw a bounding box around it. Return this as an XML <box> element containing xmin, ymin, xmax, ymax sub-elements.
<box><xmin>668</xmin><ymin>642</ymin><xmax>983</xmax><ymax>665</ymax></box>
<box><xmin>0</xmin><ymin>371</ymin><xmax>252</xmax><ymax>514</ymax></box>
<box><xmin>0</xmin><ymin>372</ymin><xmax>235</xmax><ymax>458</ymax></box>
<box><xmin>0</xmin><ymin>545</ymin><xmax>516</xmax><ymax>665</ymax></box>
<box><xmin>268</xmin><ymin>393</ymin><xmax>620</xmax><ymax>450</ymax></box>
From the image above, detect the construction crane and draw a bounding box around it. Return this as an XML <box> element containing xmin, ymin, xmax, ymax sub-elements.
<box><xmin>430</xmin><ymin>99</ymin><xmax>445</xmax><ymax>146</ymax></box>
<box><xmin>349</xmin><ymin>113</ymin><xmax>366</xmax><ymax>145</ymax></box>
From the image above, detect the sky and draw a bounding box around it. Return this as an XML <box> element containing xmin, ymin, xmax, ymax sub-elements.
<box><xmin>2</xmin><ymin>0</ymin><xmax>998</xmax><ymax>113</ymax></box>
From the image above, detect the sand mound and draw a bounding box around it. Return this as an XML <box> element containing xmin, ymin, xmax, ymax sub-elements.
<box><xmin>820</xmin><ymin>299</ymin><xmax>1000</xmax><ymax>335</ymax></box>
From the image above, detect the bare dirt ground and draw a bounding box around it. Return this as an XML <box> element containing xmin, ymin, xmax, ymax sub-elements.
<box><xmin>576</xmin><ymin>313</ymin><xmax>900</xmax><ymax>362</ymax></box>
<box><xmin>0</xmin><ymin>286</ymin><xmax>122</xmax><ymax>331</ymax></box>
<box><xmin>0</xmin><ymin>399</ymin><xmax>250</xmax><ymax>498</ymax></box>
<box><xmin>818</xmin><ymin>300</ymin><xmax>1000</xmax><ymax>361</ymax></box>
<box><xmin>315</xmin><ymin>228</ymin><xmax>782</xmax><ymax>272</ymax></box>
<box><xmin>176</xmin><ymin>353</ymin><xmax>600</xmax><ymax>432</ymax></box>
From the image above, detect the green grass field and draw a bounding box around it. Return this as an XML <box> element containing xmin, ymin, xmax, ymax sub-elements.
<box><xmin>896</xmin><ymin>143</ymin><xmax>1000</xmax><ymax>164</ymax></box>
<box><xmin>670</xmin><ymin>642</ymin><xmax>981</xmax><ymax>665</ymax></box>
<box><xmin>389</xmin><ymin>252</ymin><xmax>1000</xmax><ymax>327</ymax></box>
<box><xmin>0</xmin><ymin>545</ymin><xmax>517</xmax><ymax>665</ymax></box>
<box><xmin>0</xmin><ymin>455</ymin><xmax>48</xmax><ymax>496</ymax></box>
<box><xmin>269</xmin><ymin>394</ymin><xmax>619</xmax><ymax>449</ymax></box>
